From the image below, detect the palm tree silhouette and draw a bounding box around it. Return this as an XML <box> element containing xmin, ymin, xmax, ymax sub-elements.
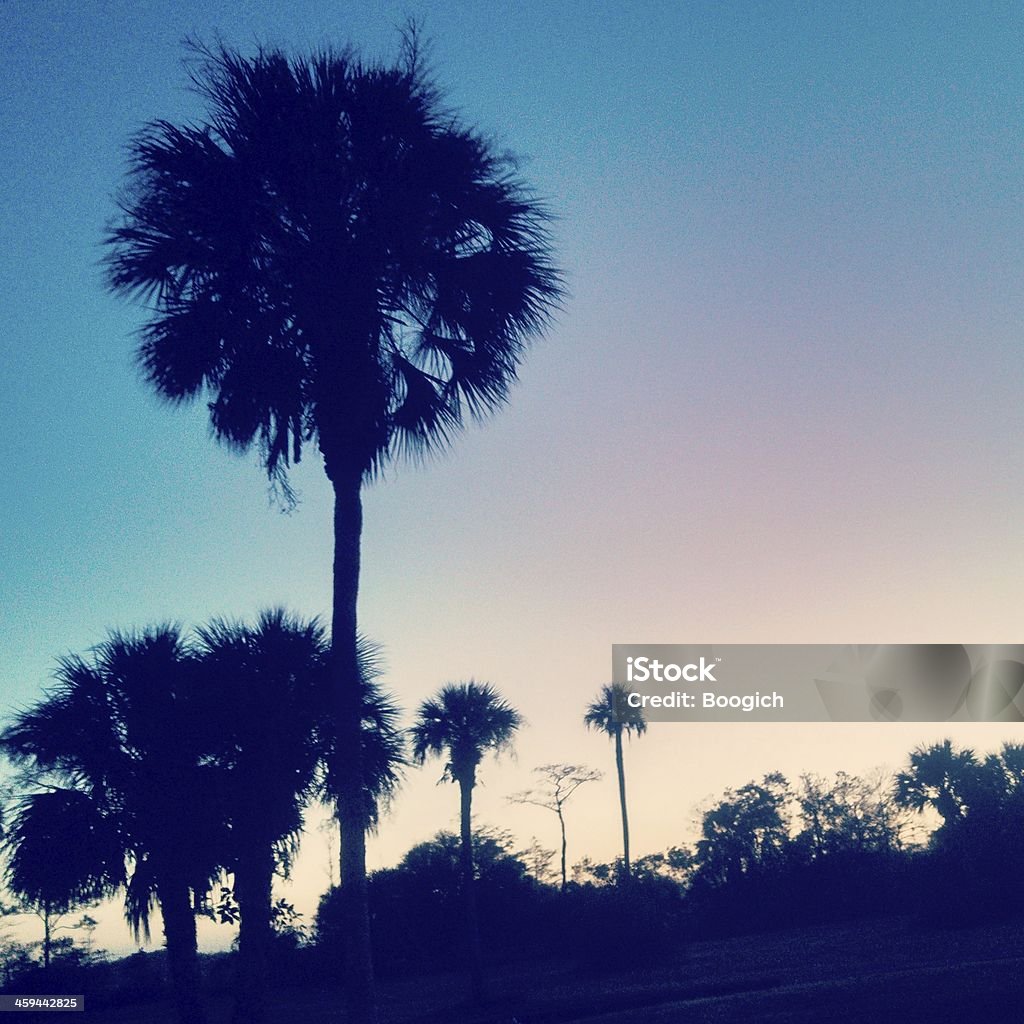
<box><xmin>194</xmin><ymin>610</ymin><xmax>329</xmax><ymax>1024</ymax></box>
<box><xmin>411</xmin><ymin>682</ymin><xmax>521</xmax><ymax>1002</ymax></box>
<box><xmin>0</xmin><ymin>627</ymin><xmax>223</xmax><ymax>1024</ymax></box>
<box><xmin>315</xmin><ymin>637</ymin><xmax>405</xmax><ymax>884</ymax></box>
<box><xmin>104</xmin><ymin>40</ymin><xmax>561</xmax><ymax>1020</ymax></box>
<box><xmin>894</xmin><ymin>739</ymin><xmax>981</xmax><ymax>827</ymax></box>
<box><xmin>194</xmin><ymin>610</ymin><xmax>404</xmax><ymax>1024</ymax></box>
<box><xmin>2</xmin><ymin>790</ymin><xmax>122</xmax><ymax>969</ymax></box>
<box><xmin>584</xmin><ymin>684</ymin><xmax>647</xmax><ymax>880</ymax></box>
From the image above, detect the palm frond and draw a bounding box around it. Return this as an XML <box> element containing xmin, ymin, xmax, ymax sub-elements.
<box><xmin>2</xmin><ymin>790</ymin><xmax>125</xmax><ymax>911</ymax></box>
<box><xmin>104</xmin><ymin>42</ymin><xmax>563</xmax><ymax>486</ymax></box>
<box><xmin>410</xmin><ymin>681</ymin><xmax>522</xmax><ymax>784</ymax></box>
<box><xmin>584</xmin><ymin>683</ymin><xmax>647</xmax><ymax>739</ymax></box>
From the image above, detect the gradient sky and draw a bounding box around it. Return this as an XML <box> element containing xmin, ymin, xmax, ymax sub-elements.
<box><xmin>3</xmin><ymin>0</ymin><xmax>1024</xmax><ymax>952</ymax></box>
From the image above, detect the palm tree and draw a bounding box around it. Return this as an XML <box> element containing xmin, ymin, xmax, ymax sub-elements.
<box><xmin>584</xmin><ymin>684</ymin><xmax>647</xmax><ymax>880</ymax></box>
<box><xmin>2</xmin><ymin>790</ymin><xmax>122</xmax><ymax>969</ymax></box>
<box><xmin>315</xmin><ymin>637</ymin><xmax>406</xmax><ymax>884</ymax></box>
<box><xmin>894</xmin><ymin>739</ymin><xmax>981</xmax><ymax>828</ymax></box>
<box><xmin>0</xmin><ymin>627</ymin><xmax>224</xmax><ymax>1024</ymax></box>
<box><xmin>194</xmin><ymin>610</ymin><xmax>405</xmax><ymax>1024</ymax></box>
<box><xmin>193</xmin><ymin>610</ymin><xmax>329</xmax><ymax>1024</ymax></box>
<box><xmin>104</xmin><ymin>39</ymin><xmax>561</xmax><ymax>1021</ymax></box>
<box><xmin>411</xmin><ymin>682</ymin><xmax>521</xmax><ymax>1002</ymax></box>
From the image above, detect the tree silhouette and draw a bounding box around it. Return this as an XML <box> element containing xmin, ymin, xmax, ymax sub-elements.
<box><xmin>795</xmin><ymin>770</ymin><xmax>906</xmax><ymax>858</ymax></box>
<box><xmin>695</xmin><ymin>773</ymin><xmax>791</xmax><ymax>886</ymax></box>
<box><xmin>314</xmin><ymin>638</ymin><xmax>405</xmax><ymax>888</ymax></box>
<box><xmin>104</xmin><ymin>39</ymin><xmax>560</xmax><ymax>1021</ymax></box>
<box><xmin>194</xmin><ymin>610</ymin><xmax>405</xmax><ymax>1024</ymax></box>
<box><xmin>411</xmin><ymin>682</ymin><xmax>521</xmax><ymax>1001</ymax></box>
<box><xmin>1</xmin><ymin>792</ymin><xmax>117</xmax><ymax>970</ymax></box>
<box><xmin>509</xmin><ymin>763</ymin><xmax>601</xmax><ymax>891</ymax></box>
<box><xmin>0</xmin><ymin>627</ymin><xmax>224</xmax><ymax>1024</ymax></box>
<box><xmin>584</xmin><ymin>684</ymin><xmax>646</xmax><ymax>880</ymax></box>
<box><xmin>193</xmin><ymin>610</ymin><xmax>325</xmax><ymax>1024</ymax></box>
<box><xmin>894</xmin><ymin>739</ymin><xmax>982</xmax><ymax>830</ymax></box>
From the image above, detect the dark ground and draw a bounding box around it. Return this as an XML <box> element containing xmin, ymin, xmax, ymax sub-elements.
<box><xmin>79</xmin><ymin>916</ymin><xmax>1024</xmax><ymax>1023</ymax></box>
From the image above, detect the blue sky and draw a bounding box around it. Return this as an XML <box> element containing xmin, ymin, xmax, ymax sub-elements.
<box><xmin>3</xmin><ymin>0</ymin><xmax>1024</xmax><ymax>950</ymax></box>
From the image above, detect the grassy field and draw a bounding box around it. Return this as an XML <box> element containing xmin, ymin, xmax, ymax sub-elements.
<box><xmin>81</xmin><ymin>916</ymin><xmax>1024</xmax><ymax>1023</ymax></box>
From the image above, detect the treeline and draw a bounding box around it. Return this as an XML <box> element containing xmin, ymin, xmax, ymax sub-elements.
<box><xmin>3</xmin><ymin>730</ymin><xmax>1023</xmax><ymax>1012</ymax></box>
<box><xmin>317</xmin><ymin>739</ymin><xmax>1024</xmax><ymax>975</ymax></box>
<box><xmin>0</xmin><ymin>620</ymin><xmax>640</xmax><ymax>1020</ymax></box>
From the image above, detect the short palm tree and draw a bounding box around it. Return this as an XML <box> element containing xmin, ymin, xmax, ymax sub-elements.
<box><xmin>0</xmin><ymin>627</ymin><xmax>224</xmax><ymax>1024</ymax></box>
<box><xmin>104</xmin><ymin>40</ymin><xmax>561</xmax><ymax>1020</ymax></box>
<box><xmin>2</xmin><ymin>789</ymin><xmax>123</xmax><ymax>969</ymax></box>
<box><xmin>894</xmin><ymin>739</ymin><xmax>981</xmax><ymax>827</ymax></box>
<box><xmin>194</xmin><ymin>611</ymin><xmax>405</xmax><ymax>1024</ymax></box>
<box><xmin>584</xmin><ymin>684</ymin><xmax>647</xmax><ymax>880</ymax></box>
<box><xmin>194</xmin><ymin>610</ymin><xmax>329</xmax><ymax>1024</ymax></box>
<box><xmin>411</xmin><ymin>682</ymin><xmax>521</xmax><ymax>1002</ymax></box>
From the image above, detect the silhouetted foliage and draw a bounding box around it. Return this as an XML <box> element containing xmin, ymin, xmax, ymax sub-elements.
<box><xmin>104</xmin><ymin>34</ymin><xmax>563</xmax><ymax>1019</ymax></box>
<box><xmin>896</xmin><ymin>741</ymin><xmax>1024</xmax><ymax>924</ymax></box>
<box><xmin>509</xmin><ymin>763</ymin><xmax>602</xmax><ymax>890</ymax></box>
<box><xmin>319</xmin><ymin>828</ymin><xmax>542</xmax><ymax>973</ymax></box>
<box><xmin>584</xmin><ymin>684</ymin><xmax>646</xmax><ymax>880</ymax></box>
<box><xmin>192</xmin><ymin>610</ymin><xmax>402</xmax><ymax>1024</ymax></box>
<box><xmin>566</xmin><ymin>871</ymin><xmax>686</xmax><ymax>968</ymax></box>
<box><xmin>0</xmin><ymin>615</ymin><xmax>404</xmax><ymax>1023</ymax></box>
<box><xmin>411</xmin><ymin>682</ymin><xmax>521</xmax><ymax>1000</ymax></box>
<box><xmin>694</xmin><ymin>772</ymin><xmax>792</xmax><ymax>886</ymax></box>
<box><xmin>895</xmin><ymin>739</ymin><xmax>982</xmax><ymax>829</ymax></box>
<box><xmin>2</xmin><ymin>792</ymin><xmax>117</xmax><ymax>969</ymax></box>
<box><xmin>794</xmin><ymin>770</ymin><xmax>907</xmax><ymax>858</ymax></box>
<box><xmin>0</xmin><ymin>627</ymin><xmax>221</xmax><ymax>1024</ymax></box>
<box><xmin>685</xmin><ymin>769</ymin><xmax>918</xmax><ymax>935</ymax></box>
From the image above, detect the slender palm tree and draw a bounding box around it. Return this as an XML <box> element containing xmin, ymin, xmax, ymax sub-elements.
<box><xmin>584</xmin><ymin>684</ymin><xmax>647</xmax><ymax>881</ymax></box>
<box><xmin>0</xmin><ymin>627</ymin><xmax>225</xmax><ymax>1024</ymax></box>
<box><xmin>104</xmin><ymin>40</ymin><xmax>561</xmax><ymax>1022</ymax></box>
<box><xmin>411</xmin><ymin>682</ymin><xmax>521</xmax><ymax>1002</ymax></box>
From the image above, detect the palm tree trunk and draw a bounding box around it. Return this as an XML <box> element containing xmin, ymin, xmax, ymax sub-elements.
<box><xmin>231</xmin><ymin>844</ymin><xmax>274</xmax><ymax>1024</ymax></box>
<box><xmin>557</xmin><ymin>806</ymin><xmax>568</xmax><ymax>892</ymax></box>
<box><xmin>159</xmin><ymin>881</ymin><xmax>207</xmax><ymax>1024</ymax></box>
<box><xmin>331</xmin><ymin>470</ymin><xmax>377</xmax><ymax>1024</ymax></box>
<box><xmin>459</xmin><ymin>776</ymin><xmax>484</xmax><ymax>1003</ymax></box>
<box><xmin>615</xmin><ymin>729</ymin><xmax>632</xmax><ymax>880</ymax></box>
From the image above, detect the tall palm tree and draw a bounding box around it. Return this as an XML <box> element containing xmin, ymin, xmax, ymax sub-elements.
<box><xmin>411</xmin><ymin>682</ymin><xmax>521</xmax><ymax>1002</ymax></box>
<box><xmin>194</xmin><ymin>610</ymin><xmax>406</xmax><ymax>1024</ymax></box>
<box><xmin>104</xmin><ymin>40</ymin><xmax>561</xmax><ymax>1022</ymax></box>
<box><xmin>0</xmin><ymin>627</ymin><xmax>224</xmax><ymax>1024</ymax></box>
<box><xmin>584</xmin><ymin>684</ymin><xmax>647</xmax><ymax>880</ymax></box>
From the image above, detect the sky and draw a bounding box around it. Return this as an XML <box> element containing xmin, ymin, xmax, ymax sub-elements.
<box><xmin>3</xmin><ymin>0</ymin><xmax>1024</xmax><ymax>953</ymax></box>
